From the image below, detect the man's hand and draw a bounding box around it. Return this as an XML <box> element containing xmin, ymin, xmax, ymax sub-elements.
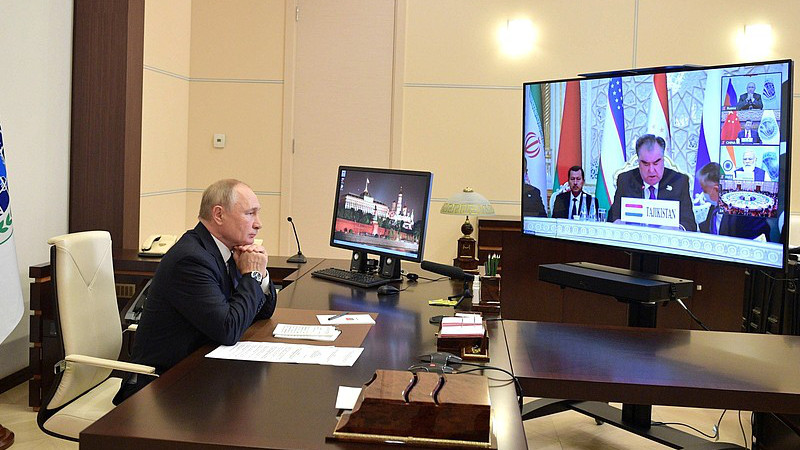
<box><xmin>233</xmin><ymin>244</ymin><xmax>268</xmax><ymax>277</ymax></box>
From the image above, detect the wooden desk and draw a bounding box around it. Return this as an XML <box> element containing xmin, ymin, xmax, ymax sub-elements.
<box><xmin>79</xmin><ymin>259</ymin><xmax>527</xmax><ymax>449</ymax></box>
<box><xmin>504</xmin><ymin>320</ymin><xmax>800</xmax><ymax>448</ymax></box>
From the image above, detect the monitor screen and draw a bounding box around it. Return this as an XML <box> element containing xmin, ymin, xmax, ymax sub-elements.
<box><xmin>329</xmin><ymin>166</ymin><xmax>433</xmax><ymax>262</ymax></box>
<box><xmin>522</xmin><ymin>60</ymin><xmax>793</xmax><ymax>270</ymax></box>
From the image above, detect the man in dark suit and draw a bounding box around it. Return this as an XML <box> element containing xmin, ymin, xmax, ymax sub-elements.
<box><xmin>552</xmin><ymin>165</ymin><xmax>597</xmax><ymax>219</ymax></box>
<box><xmin>522</xmin><ymin>157</ymin><xmax>546</xmax><ymax>217</ymax></box>
<box><xmin>114</xmin><ymin>179</ymin><xmax>277</xmax><ymax>404</ymax></box>
<box><xmin>697</xmin><ymin>162</ymin><xmax>771</xmax><ymax>240</ymax></box>
<box><xmin>607</xmin><ymin>134</ymin><xmax>697</xmax><ymax>231</ymax></box>
<box><xmin>736</xmin><ymin>82</ymin><xmax>763</xmax><ymax>110</ymax></box>
<box><xmin>734</xmin><ymin>150</ymin><xmax>770</xmax><ymax>181</ymax></box>
<box><xmin>737</xmin><ymin>120</ymin><xmax>761</xmax><ymax>144</ymax></box>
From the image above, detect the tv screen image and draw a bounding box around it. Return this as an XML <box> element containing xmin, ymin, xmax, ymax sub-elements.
<box><xmin>522</xmin><ymin>60</ymin><xmax>792</xmax><ymax>269</ymax></box>
<box><xmin>330</xmin><ymin>166</ymin><xmax>433</xmax><ymax>263</ymax></box>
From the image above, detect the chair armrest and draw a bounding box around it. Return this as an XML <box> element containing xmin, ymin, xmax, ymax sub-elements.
<box><xmin>55</xmin><ymin>354</ymin><xmax>158</xmax><ymax>377</ymax></box>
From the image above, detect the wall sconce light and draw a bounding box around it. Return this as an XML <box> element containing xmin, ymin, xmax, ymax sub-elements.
<box><xmin>498</xmin><ymin>18</ymin><xmax>536</xmax><ymax>57</ymax></box>
<box><xmin>737</xmin><ymin>23</ymin><xmax>774</xmax><ymax>61</ymax></box>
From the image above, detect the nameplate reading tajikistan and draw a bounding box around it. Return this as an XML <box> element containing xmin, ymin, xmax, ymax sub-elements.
<box><xmin>621</xmin><ymin>197</ymin><xmax>679</xmax><ymax>228</ymax></box>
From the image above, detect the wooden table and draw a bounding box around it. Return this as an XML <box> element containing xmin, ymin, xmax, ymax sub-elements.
<box><xmin>79</xmin><ymin>259</ymin><xmax>527</xmax><ymax>449</ymax></box>
<box><xmin>504</xmin><ymin>320</ymin><xmax>800</xmax><ymax>448</ymax></box>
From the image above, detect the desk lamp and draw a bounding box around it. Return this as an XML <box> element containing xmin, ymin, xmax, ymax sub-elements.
<box><xmin>440</xmin><ymin>187</ymin><xmax>495</xmax><ymax>271</ymax></box>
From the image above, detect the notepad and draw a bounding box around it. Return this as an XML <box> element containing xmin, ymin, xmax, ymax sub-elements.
<box><xmin>439</xmin><ymin>314</ymin><xmax>485</xmax><ymax>338</ymax></box>
<box><xmin>273</xmin><ymin>323</ymin><xmax>341</xmax><ymax>342</ymax></box>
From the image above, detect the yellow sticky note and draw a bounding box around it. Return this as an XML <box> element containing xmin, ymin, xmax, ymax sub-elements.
<box><xmin>428</xmin><ymin>298</ymin><xmax>458</xmax><ymax>307</ymax></box>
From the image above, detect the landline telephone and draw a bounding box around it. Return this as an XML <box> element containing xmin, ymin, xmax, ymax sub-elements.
<box><xmin>139</xmin><ymin>234</ymin><xmax>177</xmax><ymax>257</ymax></box>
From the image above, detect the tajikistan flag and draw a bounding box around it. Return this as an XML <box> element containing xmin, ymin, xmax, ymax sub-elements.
<box><xmin>596</xmin><ymin>77</ymin><xmax>627</xmax><ymax>210</ymax></box>
<box><xmin>0</xmin><ymin>126</ymin><xmax>24</xmax><ymax>344</ymax></box>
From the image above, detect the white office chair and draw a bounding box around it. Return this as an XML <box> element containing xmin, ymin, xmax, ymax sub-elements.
<box><xmin>37</xmin><ymin>231</ymin><xmax>157</xmax><ymax>441</ymax></box>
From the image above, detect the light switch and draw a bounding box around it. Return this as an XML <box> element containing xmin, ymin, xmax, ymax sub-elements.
<box><xmin>213</xmin><ymin>133</ymin><xmax>226</xmax><ymax>149</ymax></box>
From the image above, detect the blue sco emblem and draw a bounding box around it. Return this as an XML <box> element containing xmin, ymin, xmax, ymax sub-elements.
<box><xmin>763</xmin><ymin>80</ymin><xmax>776</xmax><ymax>101</ymax></box>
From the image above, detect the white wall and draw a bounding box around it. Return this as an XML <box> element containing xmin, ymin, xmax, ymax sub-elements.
<box><xmin>0</xmin><ymin>0</ymin><xmax>72</xmax><ymax>379</ymax></box>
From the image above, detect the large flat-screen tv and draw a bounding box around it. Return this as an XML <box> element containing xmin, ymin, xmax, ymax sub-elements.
<box><xmin>522</xmin><ymin>60</ymin><xmax>792</xmax><ymax>270</ymax></box>
<box><xmin>329</xmin><ymin>166</ymin><xmax>433</xmax><ymax>264</ymax></box>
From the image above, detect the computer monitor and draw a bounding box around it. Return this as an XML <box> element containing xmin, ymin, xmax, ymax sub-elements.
<box><xmin>329</xmin><ymin>166</ymin><xmax>433</xmax><ymax>277</ymax></box>
<box><xmin>522</xmin><ymin>59</ymin><xmax>793</xmax><ymax>270</ymax></box>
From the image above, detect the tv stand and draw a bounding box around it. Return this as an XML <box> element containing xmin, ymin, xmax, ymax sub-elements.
<box><xmin>522</xmin><ymin>258</ymin><xmax>726</xmax><ymax>448</ymax></box>
<box><xmin>538</xmin><ymin>261</ymin><xmax>693</xmax><ymax>327</ymax></box>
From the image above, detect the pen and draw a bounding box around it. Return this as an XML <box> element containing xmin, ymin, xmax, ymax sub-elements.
<box><xmin>328</xmin><ymin>311</ymin><xmax>349</xmax><ymax>321</ymax></box>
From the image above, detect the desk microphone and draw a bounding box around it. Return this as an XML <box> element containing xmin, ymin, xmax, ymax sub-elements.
<box><xmin>420</xmin><ymin>260</ymin><xmax>474</xmax><ymax>282</ymax></box>
<box><xmin>286</xmin><ymin>217</ymin><xmax>307</xmax><ymax>264</ymax></box>
<box><xmin>421</xmin><ymin>261</ymin><xmax>473</xmax><ymax>324</ymax></box>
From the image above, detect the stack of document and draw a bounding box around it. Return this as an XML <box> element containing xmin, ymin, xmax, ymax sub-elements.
<box><xmin>439</xmin><ymin>314</ymin><xmax>485</xmax><ymax>338</ymax></box>
<box><xmin>273</xmin><ymin>323</ymin><xmax>341</xmax><ymax>342</ymax></box>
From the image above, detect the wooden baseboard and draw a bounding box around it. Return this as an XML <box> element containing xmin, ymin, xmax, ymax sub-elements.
<box><xmin>0</xmin><ymin>366</ymin><xmax>30</xmax><ymax>395</ymax></box>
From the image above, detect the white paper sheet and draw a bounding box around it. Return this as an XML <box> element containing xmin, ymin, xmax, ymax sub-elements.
<box><xmin>316</xmin><ymin>314</ymin><xmax>376</xmax><ymax>325</ymax></box>
<box><xmin>205</xmin><ymin>341</ymin><xmax>364</xmax><ymax>366</ymax></box>
<box><xmin>273</xmin><ymin>323</ymin><xmax>341</xmax><ymax>341</ymax></box>
<box><xmin>335</xmin><ymin>386</ymin><xmax>362</xmax><ymax>410</ymax></box>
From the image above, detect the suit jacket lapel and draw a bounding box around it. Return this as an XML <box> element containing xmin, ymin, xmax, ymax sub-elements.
<box><xmin>195</xmin><ymin>222</ymin><xmax>230</xmax><ymax>292</ymax></box>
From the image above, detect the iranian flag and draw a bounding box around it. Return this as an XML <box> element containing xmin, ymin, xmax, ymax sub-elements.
<box><xmin>524</xmin><ymin>85</ymin><xmax>548</xmax><ymax>212</ymax></box>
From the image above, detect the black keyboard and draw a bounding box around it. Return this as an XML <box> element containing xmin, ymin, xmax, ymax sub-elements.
<box><xmin>311</xmin><ymin>267</ymin><xmax>393</xmax><ymax>288</ymax></box>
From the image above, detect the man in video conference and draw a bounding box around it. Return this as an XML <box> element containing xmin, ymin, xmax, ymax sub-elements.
<box><xmin>114</xmin><ymin>179</ymin><xmax>277</xmax><ymax>404</ymax></box>
<box><xmin>522</xmin><ymin>157</ymin><xmax>546</xmax><ymax>217</ymax></box>
<box><xmin>551</xmin><ymin>165</ymin><xmax>598</xmax><ymax>219</ymax></box>
<box><xmin>697</xmin><ymin>162</ymin><xmax>771</xmax><ymax>240</ymax></box>
<box><xmin>737</xmin><ymin>120</ymin><xmax>761</xmax><ymax>144</ymax></box>
<box><xmin>737</xmin><ymin>82</ymin><xmax>763</xmax><ymax>110</ymax></box>
<box><xmin>607</xmin><ymin>134</ymin><xmax>697</xmax><ymax>231</ymax></box>
<box><xmin>734</xmin><ymin>149</ymin><xmax>771</xmax><ymax>181</ymax></box>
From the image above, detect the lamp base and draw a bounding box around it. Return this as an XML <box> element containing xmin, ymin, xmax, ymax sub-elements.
<box><xmin>453</xmin><ymin>236</ymin><xmax>478</xmax><ymax>271</ymax></box>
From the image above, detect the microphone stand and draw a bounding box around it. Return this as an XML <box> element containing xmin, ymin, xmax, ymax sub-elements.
<box><xmin>286</xmin><ymin>217</ymin><xmax>307</xmax><ymax>264</ymax></box>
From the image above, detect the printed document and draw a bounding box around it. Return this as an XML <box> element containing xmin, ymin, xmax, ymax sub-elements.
<box><xmin>206</xmin><ymin>341</ymin><xmax>364</xmax><ymax>367</ymax></box>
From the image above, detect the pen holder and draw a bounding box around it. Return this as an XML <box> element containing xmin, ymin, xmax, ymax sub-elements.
<box><xmin>479</xmin><ymin>275</ymin><xmax>500</xmax><ymax>302</ymax></box>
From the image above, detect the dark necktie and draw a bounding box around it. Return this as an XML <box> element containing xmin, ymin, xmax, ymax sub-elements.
<box><xmin>648</xmin><ymin>186</ymin><xmax>656</xmax><ymax>200</ymax></box>
<box><xmin>571</xmin><ymin>198</ymin><xmax>578</xmax><ymax>217</ymax></box>
<box><xmin>709</xmin><ymin>207</ymin><xmax>719</xmax><ymax>235</ymax></box>
<box><xmin>227</xmin><ymin>256</ymin><xmax>240</xmax><ymax>289</ymax></box>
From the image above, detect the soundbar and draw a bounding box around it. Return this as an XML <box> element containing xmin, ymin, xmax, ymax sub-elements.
<box><xmin>539</xmin><ymin>262</ymin><xmax>693</xmax><ymax>303</ymax></box>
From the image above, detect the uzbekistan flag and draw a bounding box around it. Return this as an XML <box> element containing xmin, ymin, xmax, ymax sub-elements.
<box><xmin>597</xmin><ymin>77</ymin><xmax>627</xmax><ymax>211</ymax></box>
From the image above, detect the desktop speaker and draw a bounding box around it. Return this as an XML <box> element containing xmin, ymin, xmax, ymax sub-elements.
<box><xmin>380</xmin><ymin>255</ymin><xmax>401</xmax><ymax>279</ymax></box>
<box><xmin>350</xmin><ymin>251</ymin><xmax>368</xmax><ymax>272</ymax></box>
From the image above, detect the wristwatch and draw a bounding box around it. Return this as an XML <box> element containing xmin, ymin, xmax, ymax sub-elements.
<box><xmin>248</xmin><ymin>271</ymin><xmax>263</xmax><ymax>283</ymax></box>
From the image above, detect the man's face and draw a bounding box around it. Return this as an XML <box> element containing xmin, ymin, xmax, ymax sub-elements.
<box><xmin>568</xmin><ymin>169</ymin><xmax>584</xmax><ymax>195</ymax></box>
<box><xmin>742</xmin><ymin>152</ymin><xmax>756</xmax><ymax>168</ymax></box>
<box><xmin>700</xmin><ymin>178</ymin><xmax>719</xmax><ymax>202</ymax></box>
<box><xmin>638</xmin><ymin>144</ymin><xmax>665</xmax><ymax>186</ymax></box>
<box><xmin>747</xmin><ymin>83</ymin><xmax>756</xmax><ymax>95</ymax></box>
<box><xmin>744</xmin><ymin>121</ymin><xmax>753</xmax><ymax>130</ymax></box>
<box><xmin>219</xmin><ymin>184</ymin><xmax>262</xmax><ymax>247</ymax></box>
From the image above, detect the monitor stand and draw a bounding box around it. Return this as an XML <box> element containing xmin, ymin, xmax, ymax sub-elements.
<box><xmin>523</xmin><ymin>254</ymin><xmax>719</xmax><ymax>449</ymax></box>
